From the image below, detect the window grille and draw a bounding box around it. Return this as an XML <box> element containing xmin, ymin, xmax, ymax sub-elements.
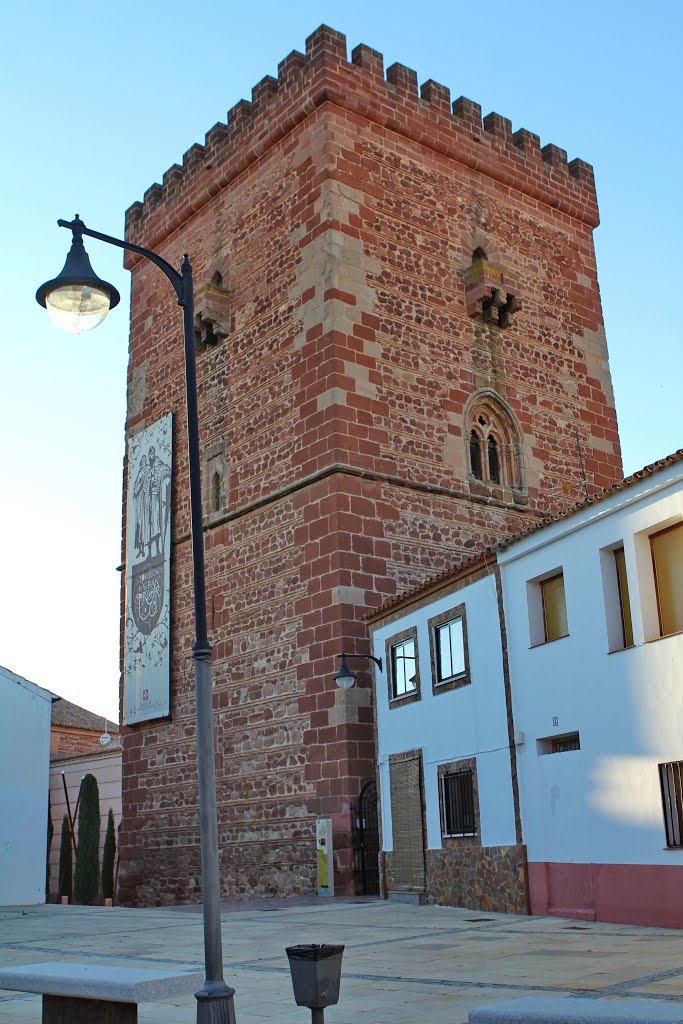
<box><xmin>551</xmin><ymin>733</ymin><xmax>580</xmax><ymax>753</ymax></box>
<box><xmin>440</xmin><ymin>769</ymin><xmax>476</xmax><ymax>837</ymax></box>
<box><xmin>659</xmin><ymin>760</ymin><xmax>683</xmax><ymax>848</ymax></box>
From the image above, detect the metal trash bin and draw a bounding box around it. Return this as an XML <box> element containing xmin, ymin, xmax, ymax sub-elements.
<box><xmin>285</xmin><ymin>944</ymin><xmax>345</xmax><ymax>1023</ymax></box>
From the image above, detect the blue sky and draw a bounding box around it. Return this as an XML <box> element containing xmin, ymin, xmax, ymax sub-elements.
<box><xmin>1</xmin><ymin>0</ymin><xmax>680</xmax><ymax>720</ymax></box>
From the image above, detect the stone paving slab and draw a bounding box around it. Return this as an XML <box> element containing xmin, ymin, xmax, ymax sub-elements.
<box><xmin>0</xmin><ymin>901</ymin><xmax>682</xmax><ymax>1024</ymax></box>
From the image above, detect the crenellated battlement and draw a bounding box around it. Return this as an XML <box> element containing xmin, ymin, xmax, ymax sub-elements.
<box><xmin>125</xmin><ymin>24</ymin><xmax>598</xmax><ymax>256</ymax></box>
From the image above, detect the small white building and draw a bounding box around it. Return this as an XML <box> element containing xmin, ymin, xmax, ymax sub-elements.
<box><xmin>0</xmin><ymin>665</ymin><xmax>53</xmax><ymax>905</ymax></box>
<box><xmin>367</xmin><ymin>451</ymin><xmax>683</xmax><ymax>926</ymax></box>
<box><xmin>499</xmin><ymin>451</ymin><xmax>683</xmax><ymax>927</ymax></box>
<box><xmin>367</xmin><ymin>557</ymin><xmax>527</xmax><ymax>912</ymax></box>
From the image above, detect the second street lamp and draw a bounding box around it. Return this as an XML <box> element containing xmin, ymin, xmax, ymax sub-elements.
<box><xmin>333</xmin><ymin>653</ymin><xmax>383</xmax><ymax>690</ymax></box>
<box><xmin>37</xmin><ymin>215</ymin><xmax>236</xmax><ymax>1024</ymax></box>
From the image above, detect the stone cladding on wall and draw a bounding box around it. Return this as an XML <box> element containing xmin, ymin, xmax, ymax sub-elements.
<box><xmin>118</xmin><ymin>25</ymin><xmax>622</xmax><ymax>906</ymax></box>
<box><xmin>383</xmin><ymin>844</ymin><xmax>529</xmax><ymax>914</ymax></box>
<box><xmin>425</xmin><ymin>843</ymin><xmax>529</xmax><ymax>914</ymax></box>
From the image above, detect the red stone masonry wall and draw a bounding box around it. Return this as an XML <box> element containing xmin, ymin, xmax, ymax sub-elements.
<box><xmin>118</xmin><ymin>25</ymin><xmax>622</xmax><ymax>905</ymax></box>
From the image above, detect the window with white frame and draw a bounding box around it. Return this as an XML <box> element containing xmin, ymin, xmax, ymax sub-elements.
<box><xmin>436</xmin><ymin>617</ymin><xmax>465</xmax><ymax>680</ymax></box>
<box><xmin>428</xmin><ymin>603</ymin><xmax>470</xmax><ymax>694</ymax></box>
<box><xmin>384</xmin><ymin>626</ymin><xmax>420</xmax><ymax>707</ymax></box>
<box><xmin>391</xmin><ymin>637</ymin><xmax>417</xmax><ymax>698</ymax></box>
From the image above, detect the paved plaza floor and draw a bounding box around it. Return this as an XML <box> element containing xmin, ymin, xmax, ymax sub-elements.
<box><xmin>1</xmin><ymin>898</ymin><xmax>683</xmax><ymax>1023</ymax></box>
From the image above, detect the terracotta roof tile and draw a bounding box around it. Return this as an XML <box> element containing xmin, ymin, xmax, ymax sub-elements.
<box><xmin>51</xmin><ymin>697</ymin><xmax>120</xmax><ymax>733</ymax></box>
<box><xmin>367</xmin><ymin>449</ymin><xmax>683</xmax><ymax>621</ymax></box>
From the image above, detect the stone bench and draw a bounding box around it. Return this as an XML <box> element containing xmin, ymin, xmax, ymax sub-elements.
<box><xmin>469</xmin><ymin>996</ymin><xmax>683</xmax><ymax>1023</ymax></box>
<box><xmin>0</xmin><ymin>961</ymin><xmax>205</xmax><ymax>1023</ymax></box>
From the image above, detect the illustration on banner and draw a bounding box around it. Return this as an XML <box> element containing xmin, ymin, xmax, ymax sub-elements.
<box><xmin>123</xmin><ymin>414</ymin><xmax>172</xmax><ymax>724</ymax></box>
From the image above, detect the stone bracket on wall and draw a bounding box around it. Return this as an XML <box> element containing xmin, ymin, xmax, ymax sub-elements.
<box><xmin>194</xmin><ymin>283</ymin><xmax>232</xmax><ymax>349</ymax></box>
<box><xmin>464</xmin><ymin>261</ymin><xmax>521</xmax><ymax>328</ymax></box>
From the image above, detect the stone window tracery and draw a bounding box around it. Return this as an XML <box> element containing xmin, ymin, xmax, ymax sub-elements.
<box><xmin>466</xmin><ymin>393</ymin><xmax>524</xmax><ymax>496</ymax></box>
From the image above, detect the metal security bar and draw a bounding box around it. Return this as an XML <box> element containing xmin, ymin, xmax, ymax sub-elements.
<box><xmin>659</xmin><ymin>760</ymin><xmax>683</xmax><ymax>848</ymax></box>
<box><xmin>440</xmin><ymin>769</ymin><xmax>476</xmax><ymax>838</ymax></box>
<box><xmin>552</xmin><ymin>733</ymin><xmax>580</xmax><ymax>753</ymax></box>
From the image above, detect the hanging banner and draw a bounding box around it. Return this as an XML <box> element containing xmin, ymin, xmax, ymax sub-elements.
<box><xmin>123</xmin><ymin>414</ymin><xmax>173</xmax><ymax>724</ymax></box>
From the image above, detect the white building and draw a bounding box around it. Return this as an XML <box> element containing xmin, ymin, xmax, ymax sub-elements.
<box><xmin>499</xmin><ymin>451</ymin><xmax>683</xmax><ymax>927</ymax></box>
<box><xmin>367</xmin><ymin>557</ymin><xmax>527</xmax><ymax>913</ymax></box>
<box><xmin>367</xmin><ymin>452</ymin><xmax>683</xmax><ymax>926</ymax></box>
<box><xmin>0</xmin><ymin>665</ymin><xmax>53</xmax><ymax>905</ymax></box>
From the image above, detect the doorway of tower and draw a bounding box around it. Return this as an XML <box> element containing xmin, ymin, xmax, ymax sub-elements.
<box><xmin>352</xmin><ymin>780</ymin><xmax>380</xmax><ymax>895</ymax></box>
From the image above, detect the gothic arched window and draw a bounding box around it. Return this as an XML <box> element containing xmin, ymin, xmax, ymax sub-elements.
<box><xmin>465</xmin><ymin>392</ymin><xmax>523</xmax><ymax>494</ymax></box>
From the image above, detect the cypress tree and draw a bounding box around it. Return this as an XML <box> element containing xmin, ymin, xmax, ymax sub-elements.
<box><xmin>46</xmin><ymin>795</ymin><xmax>53</xmax><ymax>901</ymax></box>
<box><xmin>74</xmin><ymin>774</ymin><xmax>100</xmax><ymax>905</ymax></box>
<box><xmin>102</xmin><ymin>809</ymin><xmax>116</xmax><ymax>901</ymax></box>
<box><xmin>58</xmin><ymin>815</ymin><xmax>72</xmax><ymax>902</ymax></box>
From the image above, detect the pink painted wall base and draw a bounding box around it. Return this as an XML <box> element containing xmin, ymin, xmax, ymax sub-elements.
<box><xmin>529</xmin><ymin>861</ymin><xmax>683</xmax><ymax>928</ymax></box>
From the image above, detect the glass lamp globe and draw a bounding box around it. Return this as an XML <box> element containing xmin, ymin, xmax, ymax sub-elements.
<box><xmin>45</xmin><ymin>283</ymin><xmax>112</xmax><ymax>334</ymax></box>
<box><xmin>36</xmin><ymin>216</ymin><xmax>120</xmax><ymax>334</ymax></box>
<box><xmin>333</xmin><ymin>654</ymin><xmax>357</xmax><ymax>690</ymax></box>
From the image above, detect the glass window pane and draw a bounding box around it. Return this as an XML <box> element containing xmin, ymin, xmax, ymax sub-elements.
<box><xmin>437</xmin><ymin>625</ymin><xmax>452</xmax><ymax>679</ymax></box>
<box><xmin>541</xmin><ymin>574</ymin><xmax>568</xmax><ymax>642</ymax></box>
<box><xmin>470</xmin><ymin>431</ymin><xmax>483</xmax><ymax>480</ymax></box>
<box><xmin>614</xmin><ymin>547</ymin><xmax>634</xmax><ymax>649</ymax></box>
<box><xmin>436</xmin><ymin>619</ymin><xmax>465</xmax><ymax>680</ymax></box>
<box><xmin>392</xmin><ymin>638</ymin><xmax>416</xmax><ymax>697</ymax></box>
<box><xmin>652</xmin><ymin>525</ymin><xmax>683</xmax><ymax>637</ymax></box>
<box><xmin>488</xmin><ymin>436</ymin><xmax>500</xmax><ymax>483</ymax></box>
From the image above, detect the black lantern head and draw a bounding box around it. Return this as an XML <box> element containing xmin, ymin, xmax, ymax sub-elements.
<box><xmin>333</xmin><ymin>653</ymin><xmax>357</xmax><ymax>690</ymax></box>
<box><xmin>36</xmin><ymin>215</ymin><xmax>120</xmax><ymax>333</ymax></box>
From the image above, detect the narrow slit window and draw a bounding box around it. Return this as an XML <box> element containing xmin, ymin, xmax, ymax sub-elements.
<box><xmin>614</xmin><ymin>547</ymin><xmax>634</xmax><ymax>649</ymax></box>
<box><xmin>488</xmin><ymin>436</ymin><xmax>500</xmax><ymax>483</ymax></box>
<box><xmin>541</xmin><ymin>573</ymin><xmax>568</xmax><ymax>643</ymax></box>
<box><xmin>470</xmin><ymin>431</ymin><xmax>483</xmax><ymax>480</ymax></box>
<box><xmin>211</xmin><ymin>471</ymin><xmax>221</xmax><ymax>513</ymax></box>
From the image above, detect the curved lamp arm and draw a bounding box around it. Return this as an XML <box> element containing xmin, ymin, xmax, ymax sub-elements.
<box><xmin>57</xmin><ymin>216</ymin><xmax>185</xmax><ymax>303</ymax></box>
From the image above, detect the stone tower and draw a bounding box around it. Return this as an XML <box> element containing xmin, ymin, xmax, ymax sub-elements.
<box><xmin>118</xmin><ymin>26</ymin><xmax>622</xmax><ymax>905</ymax></box>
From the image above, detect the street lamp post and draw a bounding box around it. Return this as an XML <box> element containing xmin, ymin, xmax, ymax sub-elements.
<box><xmin>36</xmin><ymin>215</ymin><xmax>236</xmax><ymax>1024</ymax></box>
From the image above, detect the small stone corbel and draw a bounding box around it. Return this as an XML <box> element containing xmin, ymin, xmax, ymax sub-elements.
<box><xmin>464</xmin><ymin>260</ymin><xmax>521</xmax><ymax>327</ymax></box>
<box><xmin>194</xmin><ymin>282</ymin><xmax>232</xmax><ymax>349</ymax></box>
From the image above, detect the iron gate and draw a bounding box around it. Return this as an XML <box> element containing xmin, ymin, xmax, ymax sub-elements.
<box><xmin>352</xmin><ymin>779</ymin><xmax>380</xmax><ymax>895</ymax></box>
